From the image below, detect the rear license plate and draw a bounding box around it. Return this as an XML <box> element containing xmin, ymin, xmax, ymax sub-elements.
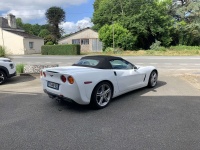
<box><xmin>47</xmin><ymin>81</ymin><xmax>59</xmax><ymax>90</ymax></box>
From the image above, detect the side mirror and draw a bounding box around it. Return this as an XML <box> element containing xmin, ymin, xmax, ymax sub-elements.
<box><xmin>133</xmin><ymin>66</ymin><xmax>138</xmax><ymax>70</ymax></box>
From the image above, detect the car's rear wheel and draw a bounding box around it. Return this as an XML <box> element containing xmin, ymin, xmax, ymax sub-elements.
<box><xmin>148</xmin><ymin>70</ymin><xmax>158</xmax><ymax>88</ymax></box>
<box><xmin>0</xmin><ymin>71</ymin><xmax>6</xmax><ymax>85</ymax></box>
<box><xmin>91</xmin><ymin>82</ymin><xmax>113</xmax><ymax>109</ymax></box>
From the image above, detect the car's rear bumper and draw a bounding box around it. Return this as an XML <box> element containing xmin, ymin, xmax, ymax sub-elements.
<box><xmin>44</xmin><ymin>89</ymin><xmax>75</xmax><ymax>103</ymax></box>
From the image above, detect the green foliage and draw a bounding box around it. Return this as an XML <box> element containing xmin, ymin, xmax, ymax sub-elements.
<box><xmin>0</xmin><ymin>46</ymin><xmax>6</xmax><ymax>57</ymax></box>
<box><xmin>150</xmin><ymin>40</ymin><xmax>166</xmax><ymax>51</ymax></box>
<box><xmin>99</xmin><ymin>23</ymin><xmax>137</xmax><ymax>50</ymax></box>
<box><xmin>104</xmin><ymin>47</ymin><xmax>114</xmax><ymax>53</ymax></box>
<box><xmin>45</xmin><ymin>41</ymin><xmax>54</xmax><ymax>45</ymax></box>
<box><xmin>16</xmin><ymin>64</ymin><xmax>24</xmax><ymax>74</ymax></box>
<box><xmin>16</xmin><ymin>17</ymin><xmax>52</xmax><ymax>43</ymax></box>
<box><xmin>44</xmin><ymin>35</ymin><xmax>57</xmax><ymax>45</ymax></box>
<box><xmin>170</xmin><ymin>0</ymin><xmax>200</xmax><ymax>46</ymax></box>
<box><xmin>169</xmin><ymin>45</ymin><xmax>200</xmax><ymax>51</ymax></box>
<box><xmin>92</xmin><ymin>0</ymin><xmax>174</xmax><ymax>49</ymax></box>
<box><xmin>39</xmin><ymin>29</ymin><xmax>50</xmax><ymax>38</ymax></box>
<box><xmin>41</xmin><ymin>45</ymin><xmax>80</xmax><ymax>55</ymax></box>
<box><xmin>45</xmin><ymin>6</ymin><xmax>65</xmax><ymax>40</ymax></box>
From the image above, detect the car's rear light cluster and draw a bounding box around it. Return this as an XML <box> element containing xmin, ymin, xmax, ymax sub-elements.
<box><xmin>60</xmin><ymin>75</ymin><xmax>74</xmax><ymax>84</ymax></box>
<box><xmin>68</xmin><ymin>76</ymin><xmax>74</xmax><ymax>84</ymax></box>
<box><xmin>61</xmin><ymin>75</ymin><xmax>67</xmax><ymax>83</ymax></box>
<box><xmin>40</xmin><ymin>71</ymin><xmax>46</xmax><ymax>77</ymax></box>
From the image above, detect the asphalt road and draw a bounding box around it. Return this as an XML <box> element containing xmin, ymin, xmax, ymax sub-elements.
<box><xmin>0</xmin><ymin>72</ymin><xmax>200</xmax><ymax>149</ymax></box>
<box><xmin>11</xmin><ymin>55</ymin><xmax>200</xmax><ymax>71</ymax></box>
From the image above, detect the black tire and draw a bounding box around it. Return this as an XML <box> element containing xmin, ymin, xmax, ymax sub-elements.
<box><xmin>0</xmin><ymin>70</ymin><xmax>7</xmax><ymax>85</ymax></box>
<box><xmin>90</xmin><ymin>81</ymin><xmax>113</xmax><ymax>109</ymax></box>
<box><xmin>148</xmin><ymin>70</ymin><xmax>158</xmax><ymax>88</ymax></box>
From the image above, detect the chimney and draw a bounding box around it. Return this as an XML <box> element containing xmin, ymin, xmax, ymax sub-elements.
<box><xmin>7</xmin><ymin>14</ymin><xmax>17</xmax><ymax>28</ymax></box>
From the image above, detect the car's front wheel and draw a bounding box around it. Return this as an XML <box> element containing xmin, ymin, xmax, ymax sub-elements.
<box><xmin>0</xmin><ymin>71</ymin><xmax>6</xmax><ymax>85</ymax></box>
<box><xmin>91</xmin><ymin>82</ymin><xmax>113</xmax><ymax>109</ymax></box>
<box><xmin>148</xmin><ymin>70</ymin><xmax>158</xmax><ymax>88</ymax></box>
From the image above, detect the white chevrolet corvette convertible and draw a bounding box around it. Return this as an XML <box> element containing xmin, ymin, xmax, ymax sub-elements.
<box><xmin>41</xmin><ymin>55</ymin><xmax>158</xmax><ymax>109</ymax></box>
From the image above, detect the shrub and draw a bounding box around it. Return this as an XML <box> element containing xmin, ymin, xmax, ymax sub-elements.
<box><xmin>104</xmin><ymin>47</ymin><xmax>114</xmax><ymax>53</ymax></box>
<box><xmin>150</xmin><ymin>40</ymin><xmax>166</xmax><ymax>51</ymax></box>
<box><xmin>16</xmin><ymin>64</ymin><xmax>24</xmax><ymax>74</ymax></box>
<box><xmin>169</xmin><ymin>45</ymin><xmax>200</xmax><ymax>51</ymax></box>
<box><xmin>45</xmin><ymin>41</ymin><xmax>54</xmax><ymax>45</ymax></box>
<box><xmin>41</xmin><ymin>44</ymin><xmax>80</xmax><ymax>55</ymax></box>
<box><xmin>0</xmin><ymin>46</ymin><xmax>6</xmax><ymax>57</ymax></box>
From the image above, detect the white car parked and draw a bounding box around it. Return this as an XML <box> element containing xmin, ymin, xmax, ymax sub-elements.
<box><xmin>40</xmin><ymin>55</ymin><xmax>158</xmax><ymax>109</ymax></box>
<box><xmin>0</xmin><ymin>57</ymin><xmax>16</xmax><ymax>85</ymax></box>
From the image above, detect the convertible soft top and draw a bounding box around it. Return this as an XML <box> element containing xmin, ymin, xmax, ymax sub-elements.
<box><xmin>72</xmin><ymin>55</ymin><xmax>124</xmax><ymax>69</ymax></box>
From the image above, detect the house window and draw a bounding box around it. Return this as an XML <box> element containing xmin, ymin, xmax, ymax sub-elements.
<box><xmin>72</xmin><ymin>39</ymin><xmax>80</xmax><ymax>44</ymax></box>
<box><xmin>29</xmin><ymin>42</ymin><xmax>34</xmax><ymax>49</ymax></box>
<box><xmin>81</xmin><ymin>39</ymin><xmax>89</xmax><ymax>45</ymax></box>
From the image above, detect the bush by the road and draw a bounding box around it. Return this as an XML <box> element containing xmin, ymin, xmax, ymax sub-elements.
<box><xmin>0</xmin><ymin>46</ymin><xmax>6</xmax><ymax>57</ymax></box>
<box><xmin>41</xmin><ymin>44</ymin><xmax>80</xmax><ymax>55</ymax></box>
<box><xmin>16</xmin><ymin>64</ymin><xmax>24</xmax><ymax>74</ymax></box>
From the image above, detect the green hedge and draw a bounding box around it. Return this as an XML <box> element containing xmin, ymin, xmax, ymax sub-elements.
<box><xmin>41</xmin><ymin>44</ymin><xmax>80</xmax><ymax>55</ymax></box>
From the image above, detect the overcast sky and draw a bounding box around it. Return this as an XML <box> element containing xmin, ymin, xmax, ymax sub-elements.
<box><xmin>0</xmin><ymin>0</ymin><xmax>94</xmax><ymax>34</ymax></box>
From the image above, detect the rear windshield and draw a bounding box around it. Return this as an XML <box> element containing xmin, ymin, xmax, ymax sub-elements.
<box><xmin>75</xmin><ymin>59</ymin><xmax>100</xmax><ymax>66</ymax></box>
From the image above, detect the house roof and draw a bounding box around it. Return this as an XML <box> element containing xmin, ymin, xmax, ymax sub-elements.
<box><xmin>59</xmin><ymin>27</ymin><xmax>97</xmax><ymax>41</ymax></box>
<box><xmin>4</xmin><ymin>30</ymin><xmax>43</xmax><ymax>39</ymax></box>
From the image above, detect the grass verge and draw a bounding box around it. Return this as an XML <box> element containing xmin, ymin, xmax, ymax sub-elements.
<box><xmin>82</xmin><ymin>46</ymin><xmax>200</xmax><ymax>56</ymax></box>
<box><xmin>16</xmin><ymin>64</ymin><xmax>25</xmax><ymax>74</ymax></box>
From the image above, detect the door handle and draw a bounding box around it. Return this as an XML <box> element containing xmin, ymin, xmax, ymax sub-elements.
<box><xmin>114</xmin><ymin>71</ymin><xmax>117</xmax><ymax>76</ymax></box>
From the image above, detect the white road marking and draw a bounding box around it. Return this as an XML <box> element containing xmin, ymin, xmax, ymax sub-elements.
<box><xmin>179</xmin><ymin>64</ymin><xmax>188</xmax><ymax>65</ymax></box>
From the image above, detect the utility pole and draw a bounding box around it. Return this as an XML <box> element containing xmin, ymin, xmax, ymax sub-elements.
<box><xmin>112</xmin><ymin>21</ymin><xmax>115</xmax><ymax>50</ymax></box>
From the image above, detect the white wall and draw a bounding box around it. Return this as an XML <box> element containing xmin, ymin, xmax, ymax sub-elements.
<box><xmin>0</xmin><ymin>29</ymin><xmax>24</xmax><ymax>55</ymax></box>
<box><xmin>58</xmin><ymin>29</ymin><xmax>100</xmax><ymax>52</ymax></box>
<box><xmin>23</xmin><ymin>38</ymin><xmax>44</xmax><ymax>54</ymax></box>
<box><xmin>0</xmin><ymin>28</ymin><xmax>44</xmax><ymax>55</ymax></box>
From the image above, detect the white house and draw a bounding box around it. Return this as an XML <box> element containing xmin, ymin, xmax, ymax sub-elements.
<box><xmin>0</xmin><ymin>14</ymin><xmax>44</xmax><ymax>55</ymax></box>
<box><xmin>58</xmin><ymin>28</ymin><xmax>102</xmax><ymax>52</ymax></box>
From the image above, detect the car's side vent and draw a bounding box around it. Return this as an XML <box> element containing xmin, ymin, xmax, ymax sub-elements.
<box><xmin>143</xmin><ymin>74</ymin><xmax>146</xmax><ymax>82</ymax></box>
<box><xmin>47</xmin><ymin>71</ymin><xmax>58</xmax><ymax>73</ymax></box>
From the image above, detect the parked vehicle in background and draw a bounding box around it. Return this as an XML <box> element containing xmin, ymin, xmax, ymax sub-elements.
<box><xmin>40</xmin><ymin>55</ymin><xmax>158</xmax><ymax>109</ymax></box>
<box><xmin>0</xmin><ymin>58</ymin><xmax>16</xmax><ymax>85</ymax></box>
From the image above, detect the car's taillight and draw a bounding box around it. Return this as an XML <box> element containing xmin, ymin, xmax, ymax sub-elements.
<box><xmin>40</xmin><ymin>71</ymin><xmax>43</xmax><ymax>76</ymax></box>
<box><xmin>43</xmin><ymin>72</ymin><xmax>46</xmax><ymax>77</ymax></box>
<box><xmin>68</xmin><ymin>76</ymin><xmax>74</xmax><ymax>84</ymax></box>
<box><xmin>61</xmin><ymin>75</ymin><xmax>66</xmax><ymax>83</ymax></box>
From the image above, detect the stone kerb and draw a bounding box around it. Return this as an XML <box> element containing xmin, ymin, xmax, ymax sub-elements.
<box><xmin>24</xmin><ymin>64</ymin><xmax>59</xmax><ymax>73</ymax></box>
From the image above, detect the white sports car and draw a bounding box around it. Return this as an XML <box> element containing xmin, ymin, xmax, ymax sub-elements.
<box><xmin>40</xmin><ymin>55</ymin><xmax>158</xmax><ymax>109</ymax></box>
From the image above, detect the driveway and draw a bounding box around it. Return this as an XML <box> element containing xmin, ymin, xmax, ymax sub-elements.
<box><xmin>0</xmin><ymin>72</ymin><xmax>200</xmax><ymax>150</ymax></box>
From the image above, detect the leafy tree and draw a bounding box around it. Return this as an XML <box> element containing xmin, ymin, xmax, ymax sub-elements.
<box><xmin>45</xmin><ymin>6</ymin><xmax>65</xmax><ymax>40</ymax></box>
<box><xmin>44</xmin><ymin>35</ymin><xmax>57</xmax><ymax>45</ymax></box>
<box><xmin>93</xmin><ymin>0</ymin><xmax>174</xmax><ymax>49</ymax></box>
<box><xmin>170</xmin><ymin>0</ymin><xmax>200</xmax><ymax>45</ymax></box>
<box><xmin>16</xmin><ymin>18</ymin><xmax>23</xmax><ymax>28</ymax></box>
<box><xmin>99</xmin><ymin>23</ymin><xmax>137</xmax><ymax>50</ymax></box>
<box><xmin>39</xmin><ymin>29</ymin><xmax>50</xmax><ymax>38</ymax></box>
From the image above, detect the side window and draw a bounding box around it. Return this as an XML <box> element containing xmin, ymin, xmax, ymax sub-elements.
<box><xmin>72</xmin><ymin>39</ymin><xmax>80</xmax><ymax>45</ymax></box>
<box><xmin>29</xmin><ymin>42</ymin><xmax>34</xmax><ymax>49</ymax></box>
<box><xmin>81</xmin><ymin>39</ymin><xmax>89</xmax><ymax>45</ymax></box>
<box><xmin>109</xmin><ymin>59</ymin><xmax>133</xmax><ymax>69</ymax></box>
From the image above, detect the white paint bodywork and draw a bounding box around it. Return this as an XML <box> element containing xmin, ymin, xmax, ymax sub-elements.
<box><xmin>41</xmin><ymin>65</ymin><xmax>157</xmax><ymax>105</ymax></box>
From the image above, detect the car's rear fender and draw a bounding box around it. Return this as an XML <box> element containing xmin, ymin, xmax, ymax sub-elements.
<box><xmin>73</xmin><ymin>70</ymin><xmax>119</xmax><ymax>102</ymax></box>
